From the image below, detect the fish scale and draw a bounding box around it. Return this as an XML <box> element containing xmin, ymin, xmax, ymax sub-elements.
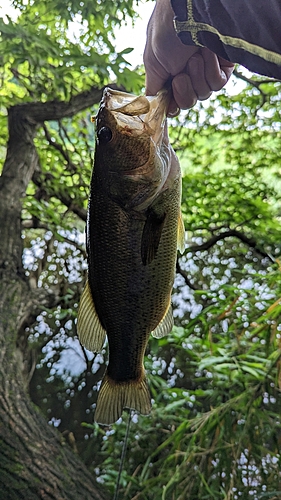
<box><xmin>77</xmin><ymin>87</ymin><xmax>184</xmax><ymax>425</ymax></box>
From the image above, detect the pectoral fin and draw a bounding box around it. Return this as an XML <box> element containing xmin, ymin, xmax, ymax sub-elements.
<box><xmin>151</xmin><ymin>303</ymin><xmax>174</xmax><ymax>339</ymax></box>
<box><xmin>77</xmin><ymin>280</ymin><xmax>106</xmax><ymax>352</ymax></box>
<box><xmin>141</xmin><ymin>209</ymin><xmax>166</xmax><ymax>266</ymax></box>
<box><xmin>177</xmin><ymin>211</ymin><xmax>185</xmax><ymax>254</ymax></box>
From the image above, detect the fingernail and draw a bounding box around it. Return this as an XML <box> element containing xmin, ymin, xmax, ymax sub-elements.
<box><xmin>168</xmin><ymin>107</ymin><xmax>180</xmax><ymax>117</ymax></box>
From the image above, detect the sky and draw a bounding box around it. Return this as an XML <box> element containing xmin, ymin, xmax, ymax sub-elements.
<box><xmin>113</xmin><ymin>1</ymin><xmax>155</xmax><ymax>66</ymax></box>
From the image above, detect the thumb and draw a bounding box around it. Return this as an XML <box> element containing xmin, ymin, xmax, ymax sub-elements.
<box><xmin>145</xmin><ymin>70</ymin><xmax>168</xmax><ymax>97</ymax></box>
<box><xmin>143</xmin><ymin>43</ymin><xmax>170</xmax><ymax>96</ymax></box>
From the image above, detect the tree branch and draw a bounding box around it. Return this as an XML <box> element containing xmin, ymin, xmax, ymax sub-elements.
<box><xmin>32</xmin><ymin>171</ymin><xmax>87</xmax><ymax>221</ymax></box>
<box><xmin>233</xmin><ymin>70</ymin><xmax>280</xmax><ymax>113</ymax></box>
<box><xmin>42</xmin><ymin>123</ymin><xmax>77</xmax><ymax>172</ymax></box>
<box><xmin>176</xmin><ymin>259</ymin><xmax>200</xmax><ymax>290</ymax></box>
<box><xmin>233</xmin><ymin>69</ymin><xmax>279</xmax><ymax>87</ymax></box>
<box><xmin>0</xmin><ymin>82</ymin><xmax>114</xmax><ymax>273</ymax></box>
<box><xmin>186</xmin><ymin>229</ymin><xmax>272</xmax><ymax>260</ymax></box>
<box><xmin>8</xmin><ymin>83</ymin><xmax>123</xmax><ymax>123</ymax></box>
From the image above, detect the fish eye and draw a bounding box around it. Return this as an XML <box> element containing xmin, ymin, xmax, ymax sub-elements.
<box><xmin>97</xmin><ymin>126</ymin><xmax>112</xmax><ymax>144</ymax></box>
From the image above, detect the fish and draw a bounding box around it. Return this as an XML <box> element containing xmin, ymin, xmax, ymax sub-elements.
<box><xmin>77</xmin><ymin>87</ymin><xmax>184</xmax><ymax>425</ymax></box>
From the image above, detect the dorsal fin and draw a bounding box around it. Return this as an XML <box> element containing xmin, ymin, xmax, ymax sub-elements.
<box><xmin>77</xmin><ymin>280</ymin><xmax>106</xmax><ymax>352</ymax></box>
<box><xmin>151</xmin><ymin>303</ymin><xmax>174</xmax><ymax>339</ymax></box>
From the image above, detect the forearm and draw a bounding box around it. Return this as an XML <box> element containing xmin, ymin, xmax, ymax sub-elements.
<box><xmin>171</xmin><ymin>0</ymin><xmax>281</xmax><ymax>78</ymax></box>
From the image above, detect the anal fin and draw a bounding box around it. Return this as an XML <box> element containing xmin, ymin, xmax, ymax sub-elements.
<box><xmin>77</xmin><ymin>280</ymin><xmax>106</xmax><ymax>352</ymax></box>
<box><xmin>151</xmin><ymin>303</ymin><xmax>174</xmax><ymax>339</ymax></box>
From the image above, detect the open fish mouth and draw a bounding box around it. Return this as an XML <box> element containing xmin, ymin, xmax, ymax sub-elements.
<box><xmin>101</xmin><ymin>87</ymin><xmax>169</xmax><ymax>145</ymax></box>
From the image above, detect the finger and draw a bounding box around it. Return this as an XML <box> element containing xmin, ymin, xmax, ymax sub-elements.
<box><xmin>201</xmin><ymin>47</ymin><xmax>232</xmax><ymax>91</ymax></box>
<box><xmin>219</xmin><ymin>56</ymin><xmax>235</xmax><ymax>82</ymax></box>
<box><xmin>167</xmin><ymin>96</ymin><xmax>180</xmax><ymax>117</ymax></box>
<box><xmin>143</xmin><ymin>13</ymin><xmax>170</xmax><ymax>97</ymax></box>
<box><xmin>187</xmin><ymin>53</ymin><xmax>212</xmax><ymax>100</ymax></box>
<box><xmin>171</xmin><ymin>73</ymin><xmax>198</xmax><ymax>109</ymax></box>
<box><xmin>145</xmin><ymin>67</ymin><xmax>168</xmax><ymax>97</ymax></box>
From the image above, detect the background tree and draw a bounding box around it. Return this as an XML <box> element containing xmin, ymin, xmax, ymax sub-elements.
<box><xmin>0</xmin><ymin>0</ymin><xmax>143</xmax><ymax>498</ymax></box>
<box><xmin>1</xmin><ymin>1</ymin><xmax>281</xmax><ymax>499</ymax></box>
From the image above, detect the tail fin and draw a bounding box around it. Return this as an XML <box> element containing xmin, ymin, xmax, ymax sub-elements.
<box><xmin>94</xmin><ymin>371</ymin><xmax>151</xmax><ymax>425</ymax></box>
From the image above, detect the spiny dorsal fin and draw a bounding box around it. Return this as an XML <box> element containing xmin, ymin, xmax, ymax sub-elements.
<box><xmin>177</xmin><ymin>211</ymin><xmax>185</xmax><ymax>254</ymax></box>
<box><xmin>94</xmin><ymin>371</ymin><xmax>151</xmax><ymax>425</ymax></box>
<box><xmin>141</xmin><ymin>209</ymin><xmax>166</xmax><ymax>266</ymax></box>
<box><xmin>77</xmin><ymin>280</ymin><xmax>106</xmax><ymax>352</ymax></box>
<box><xmin>151</xmin><ymin>303</ymin><xmax>174</xmax><ymax>339</ymax></box>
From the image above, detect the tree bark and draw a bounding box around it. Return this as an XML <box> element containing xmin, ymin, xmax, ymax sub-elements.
<box><xmin>0</xmin><ymin>86</ymin><xmax>109</xmax><ymax>499</ymax></box>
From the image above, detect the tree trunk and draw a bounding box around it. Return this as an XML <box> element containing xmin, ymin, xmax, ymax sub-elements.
<box><xmin>0</xmin><ymin>278</ymin><xmax>107</xmax><ymax>500</ymax></box>
<box><xmin>0</xmin><ymin>92</ymin><xmax>109</xmax><ymax>499</ymax></box>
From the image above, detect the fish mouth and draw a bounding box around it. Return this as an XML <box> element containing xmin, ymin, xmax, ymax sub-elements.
<box><xmin>102</xmin><ymin>88</ymin><xmax>169</xmax><ymax>145</ymax></box>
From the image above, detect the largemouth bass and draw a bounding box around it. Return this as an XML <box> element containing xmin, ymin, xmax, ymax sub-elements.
<box><xmin>77</xmin><ymin>87</ymin><xmax>184</xmax><ymax>425</ymax></box>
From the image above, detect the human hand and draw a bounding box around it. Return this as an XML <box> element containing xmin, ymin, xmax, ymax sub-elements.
<box><xmin>143</xmin><ymin>0</ymin><xmax>235</xmax><ymax>115</ymax></box>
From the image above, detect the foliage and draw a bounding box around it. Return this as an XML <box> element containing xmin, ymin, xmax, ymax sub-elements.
<box><xmin>1</xmin><ymin>0</ymin><xmax>281</xmax><ymax>498</ymax></box>
<box><xmin>0</xmin><ymin>0</ymin><xmax>141</xmax><ymax>106</ymax></box>
<box><xmin>94</xmin><ymin>268</ymin><xmax>281</xmax><ymax>499</ymax></box>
